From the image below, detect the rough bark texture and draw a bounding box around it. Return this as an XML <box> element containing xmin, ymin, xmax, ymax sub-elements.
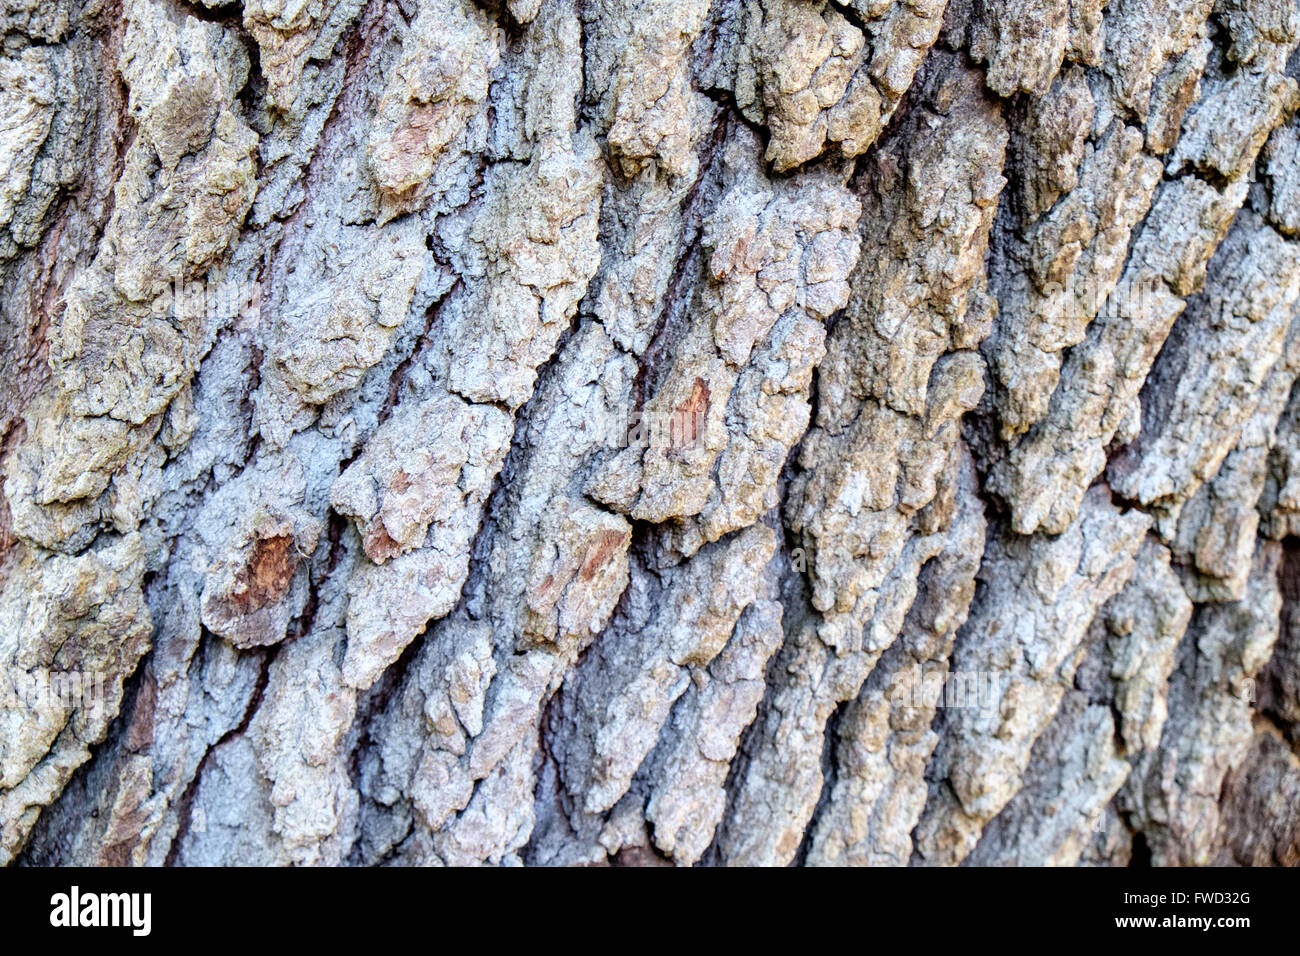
<box><xmin>2</xmin><ymin>0</ymin><xmax>1299</xmax><ymax>867</ymax></box>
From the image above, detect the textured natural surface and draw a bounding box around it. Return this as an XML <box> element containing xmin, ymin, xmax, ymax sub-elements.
<box><xmin>2</xmin><ymin>0</ymin><xmax>1299</xmax><ymax>867</ymax></box>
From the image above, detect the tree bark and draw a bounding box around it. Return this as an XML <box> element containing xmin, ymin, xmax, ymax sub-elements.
<box><xmin>2</xmin><ymin>0</ymin><xmax>1299</xmax><ymax>866</ymax></box>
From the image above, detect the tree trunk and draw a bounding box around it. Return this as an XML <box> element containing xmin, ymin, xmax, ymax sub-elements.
<box><xmin>2</xmin><ymin>0</ymin><xmax>1299</xmax><ymax>867</ymax></box>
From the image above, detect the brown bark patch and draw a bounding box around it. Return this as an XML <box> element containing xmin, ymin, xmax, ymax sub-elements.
<box><xmin>669</xmin><ymin>376</ymin><xmax>710</xmax><ymax>451</ymax></box>
<box><xmin>579</xmin><ymin>529</ymin><xmax>629</xmax><ymax>582</ymax></box>
<box><xmin>363</xmin><ymin>520</ymin><xmax>405</xmax><ymax>564</ymax></box>
<box><xmin>230</xmin><ymin>535</ymin><xmax>297</xmax><ymax>612</ymax></box>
